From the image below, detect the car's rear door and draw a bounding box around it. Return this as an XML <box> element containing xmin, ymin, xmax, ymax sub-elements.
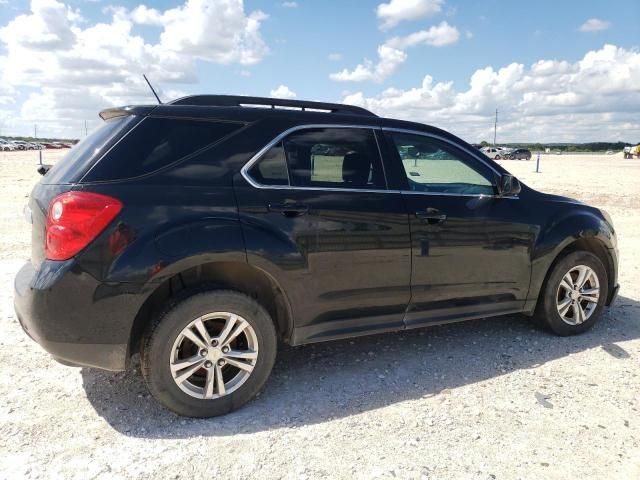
<box><xmin>381</xmin><ymin>129</ymin><xmax>532</xmax><ymax>328</ymax></box>
<box><xmin>234</xmin><ymin>125</ymin><xmax>412</xmax><ymax>344</ymax></box>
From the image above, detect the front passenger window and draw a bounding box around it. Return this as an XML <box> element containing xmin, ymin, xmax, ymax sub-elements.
<box><xmin>390</xmin><ymin>133</ymin><xmax>495</xmax><ymax>196</ymax></box>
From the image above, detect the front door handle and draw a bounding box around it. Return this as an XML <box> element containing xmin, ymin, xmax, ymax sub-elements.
<box><xmin>269</xmin><ymin>202</ymin><xmax>309</xmax><ymax>217</ymax></box>
<box><xmin>415</xmin><ymin>207</ymin><xmax>447</xmax><ymax>224</ymax></box>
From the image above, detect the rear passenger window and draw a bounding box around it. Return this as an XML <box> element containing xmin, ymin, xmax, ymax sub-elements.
<box><xmin>85</xmin><ymin>117</ymin><xmax>242</xmax><ymax>181</ymax></box>
<box><xmin>283</xmin><ymin>128</ymin><xmax>385</xmax><ymax>189</ymax></box>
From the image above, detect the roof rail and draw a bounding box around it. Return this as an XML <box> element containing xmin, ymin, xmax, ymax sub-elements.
<box><xmin>168</xmin><ymin>95</ymin><xmax>377</xmax><ymax>117</ymax></box>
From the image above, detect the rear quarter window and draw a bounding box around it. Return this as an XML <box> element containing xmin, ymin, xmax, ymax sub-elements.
<box><xmin>83</xmin><ymin>117</ymin><xmax>243</xmax><ymax>181</ymax></box>
<box><xmin>42</xmin><ymin>115</ymin><xmax>135</xmax><ymax>184</ymax></box>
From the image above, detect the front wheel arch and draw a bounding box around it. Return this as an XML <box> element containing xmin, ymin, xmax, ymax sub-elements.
<box><xmin>534</xmin><ymin>250</ymin><xmax>608</xmax><ymax>335</ymax></box>
<box><xmin>531</xmin><ymin>236</ymin><xmax>615</xmax><ymax>315</ymax></box>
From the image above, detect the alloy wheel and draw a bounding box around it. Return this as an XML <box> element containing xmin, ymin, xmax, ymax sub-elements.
<box><xmin>169</xmin><ymin>312</ymin><xmax>259</xmax><ymax>399</ymax></box>
<box><xmin>556</xmin><ymin>265</ymin><xmax>600</xmax><ymax>325</ymax></box>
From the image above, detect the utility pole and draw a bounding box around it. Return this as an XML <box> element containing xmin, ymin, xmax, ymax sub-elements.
<box><xmin>35</xmin><ymin>124</ymin><xmax>43</xmax><ymax>166</ymax></box>
<box><xmin>493</xmin><ymin>108</ymin><xmax>498</xmax><ymax>146</ymax></box>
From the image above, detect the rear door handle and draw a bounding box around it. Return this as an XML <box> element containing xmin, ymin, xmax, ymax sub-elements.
<box><xmin>268</xmin><ymin>202</ymin><xmax>309</xmax><ymax>217</ymax></box>
<box><xmin>415</xmin><ymin>207</ymin><xmax>447</xmax><ymax>224</ymax></box>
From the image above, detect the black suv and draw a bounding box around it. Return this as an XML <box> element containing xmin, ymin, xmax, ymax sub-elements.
<box><xmin>508</xmin><ymin>148</ymin><xmax>532</xmax><ymax>160</ymax></box>
<box><xmin>14</xmin><ymin>95</ymin><xmax>619</xmax><ymax>417</ymax></box>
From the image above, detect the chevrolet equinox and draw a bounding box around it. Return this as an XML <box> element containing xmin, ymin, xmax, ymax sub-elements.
<box><xmin>14</xmin><ymin>95</ymin><xmax>619</xmax><ymax>417</ymax></box>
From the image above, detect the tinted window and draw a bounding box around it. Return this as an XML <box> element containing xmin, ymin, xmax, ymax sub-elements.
<box><xmin>283</xmin><ymin>128</ymin><xmax>385</xmax><ymax>189</ymax></box>
<box><xmin>390</xmin><ymin>133</ymin><xmax>494</xmax><ymax>195</ymax></box>
<box><xmin>86</xmin><ymin>117</ymin><xmax>242</xmax><ymax>181</ymax></box>
<box><xmin>44</xmin><ymin>115</ymin><xmax>134</xmax><ymax>184</ymax></box>
<box><xmin>248</xmin><ymin>142</ymin><xmax>289</xmax><ymax>186</ymax></box>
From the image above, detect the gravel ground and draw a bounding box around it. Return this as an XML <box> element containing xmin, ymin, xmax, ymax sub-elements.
<box><xmin>0</xmin><ymin>150</ymin><xmax>638</xmax><ymax>479</ymax></box>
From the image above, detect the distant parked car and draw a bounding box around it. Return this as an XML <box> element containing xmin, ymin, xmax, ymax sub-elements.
<box><xmin>481</xmin><ymin>146</ymin><xmax>509</xmax><ymax>160</ymax></box>
<box><xmin>10</xmin><ymin>140</ymin><xmax>30</xmax><ymax>150</ymax></box>
<box><xmin>0</xmin><ymin>140</ymin><xmax>15</xmax><ymax>151</ymax></box>
<box><xmin>507</xmin><ymin>148</ymin><xmax>532</xmax><ymax>160</ymax></box>
<box><xmin>623</xmin><ymin>146</ymin><xmax>640</xmax><ymax>159</ymax></box>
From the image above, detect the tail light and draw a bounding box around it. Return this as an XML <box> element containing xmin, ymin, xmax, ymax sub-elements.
<box><xmin>46</xmin><ymin>192</ymin><xmax>123</xmax><ymax>261</ymax></box>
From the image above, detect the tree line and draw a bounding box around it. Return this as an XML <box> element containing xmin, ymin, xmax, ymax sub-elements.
<box><xmin>477</xmin><ymin>141</ymin><xmax>638</xmax><ymax>152</ymax></box>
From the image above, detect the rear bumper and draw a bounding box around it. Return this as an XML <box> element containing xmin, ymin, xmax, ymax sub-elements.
<box><xmin>14</xmin><ymin>261</ymin><xmax>132</xmax><ymax>371</ymax></box>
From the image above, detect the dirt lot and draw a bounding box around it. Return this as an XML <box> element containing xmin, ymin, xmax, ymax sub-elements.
<box><xmin>0</xmin><ymin>150</ymin><xmax>638</xmax><ymax>479</ymax></box>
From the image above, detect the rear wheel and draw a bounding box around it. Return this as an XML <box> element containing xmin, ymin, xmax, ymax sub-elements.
<box><xmin>141</xmin><ymin>290</ymin><xmax>277</xmax><ymax>417</ymax></box>
<box><xmin>535</xmin><ymin>251</ymin><xmax>608</xmax><ymax>335</ymax></box>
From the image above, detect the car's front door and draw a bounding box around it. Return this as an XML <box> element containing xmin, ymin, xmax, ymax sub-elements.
<box><xmin>382</xmin><ymin>130</ymin><xmax>532</xmax><ymax>328</ymax></box>
<box><xmin>235</xmin><ymin>126</ymin><xmax>412</xmax><ymax>343</ymax></box>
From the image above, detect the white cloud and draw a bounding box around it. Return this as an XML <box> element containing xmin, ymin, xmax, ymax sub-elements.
<box><xmin>330</xmin><ymin>45</ymin><xmax>406</xmax><ymax>82</ymax></box>
<box><xmin>330</xmin><ymin>21</ymin><xmax>459</xmax><ymax>82</ymax></box>
<box><xmin>129</xmin><ymin>5</ymin><xmax>165</xmax><ymax>25</ymax></box>
<box><xmin>160</xmin><ymin>0</ymin><xmax>268</xmax><ymax>65</ymax></box>
<box><xmin>377</xmin><ymin>0</ymin><xmax>444</xmax><ymax>30</ymax></box>
<box><xmin>386</xmin><ymin>21</ymin><xmax>459</xmax><ymax>48</ymax></box>
<box><xmin>579</xmin><ymin>18</ymin><xmax>611</xmax><ymax>32</ymax></box>
<box><xmin>0</xmin><ymin>0</ymin><xmax>77</xmax><ymax>51</ymax></box>
<box><xmin>128</xmin><ymin>0</ymin><xmax>269</xmax><ymax>65</ymax></box>
<box><xmin>270</xmin><ymin>85</ymin><xmax>297</xmax><ymax>99</ymax></box>
<box><xmin>0</xmin><ymin>0</ymin><xmax>270</xmax><ymax>136</ymax></box>
<box><xmin>281</xmin><ymin>1</ymin><xmax>298</xmax><ymax>7</ymax></box>
<box><xmin>328</xmin><ymin>52</ymin><xmax>342</xmax><ymax>61</ymax></box>
<box><xmin>342</xmin><ymin>44</ymin><xmax>640</xmax><ymax>142</ymax></box>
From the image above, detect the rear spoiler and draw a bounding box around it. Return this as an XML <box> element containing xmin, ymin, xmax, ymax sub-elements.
<box><xmin>98</xmin><ymin>105</ymin><xmax>157</xmax><ymax>121</ymax></box>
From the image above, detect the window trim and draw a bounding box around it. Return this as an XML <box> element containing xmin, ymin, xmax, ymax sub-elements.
<box><xmin>241</xmin><ymin>124</ymin><xmax>518</xmax><ymax>199</ymax></box>
<box><xmin>241</xmin><ymin>124</ymin><xmax>391</xmax><ymax>193</ymax></box>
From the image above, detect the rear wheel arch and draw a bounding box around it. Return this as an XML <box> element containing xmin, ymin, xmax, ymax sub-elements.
<box><xmin>128</xmin><ymin>261</ymin><xmax>293</xmax><ymax>359</ymax></box>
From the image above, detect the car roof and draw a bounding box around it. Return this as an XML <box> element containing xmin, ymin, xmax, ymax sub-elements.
<box><xmin>101</xmin><ymin>95</ymin><xmax>457</xmax><ymax>137</ymax></box>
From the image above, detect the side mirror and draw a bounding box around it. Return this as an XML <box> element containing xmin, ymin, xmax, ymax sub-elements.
<box><xmin>497</xmin><ymin>174</ymin><xmax>521</xmax><ymax>196</ymax></box>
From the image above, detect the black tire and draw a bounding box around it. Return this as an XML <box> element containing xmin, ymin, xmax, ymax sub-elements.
<box><xmin>534</xmin><ymin>251</ymin><xmax>608</xmax><ymax>336</ymax></box>
<box><xmin>141</xmin><ymin>289</ymin><xmax>277</xmax><ymax>417</ymax></box>
<box><xmin>495</xmin><ymin>155</ymin><xmax>501</xmax><ymax>160</ymax></box>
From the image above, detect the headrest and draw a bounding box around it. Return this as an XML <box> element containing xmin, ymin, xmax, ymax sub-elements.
<box><xmin>342</xmin><ymin>152</ymin><xmax>370</xmax><ymax>186</ymax></box>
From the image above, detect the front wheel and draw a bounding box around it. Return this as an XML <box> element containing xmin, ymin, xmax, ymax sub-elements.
<box><xmin>535</xmin><ymin>251</ymin><xmax>608</xmax><ymax>336</ymax></box>
<box><xmin>141</xmin><ymin>290</ymin><xmax>277</xmax><ymax>417</ymax></box>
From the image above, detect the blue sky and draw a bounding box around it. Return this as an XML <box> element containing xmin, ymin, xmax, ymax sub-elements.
<box><xmin>0</xmin><ymin>0</ymin><xmax>638</xmax><ymax>142</ymax></box>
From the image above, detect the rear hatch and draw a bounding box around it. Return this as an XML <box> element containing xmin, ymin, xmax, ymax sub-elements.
<box><xmin>28</xmin><ymin>109</ymin><xmax>148</xmax><ymax>266</ymax></box>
